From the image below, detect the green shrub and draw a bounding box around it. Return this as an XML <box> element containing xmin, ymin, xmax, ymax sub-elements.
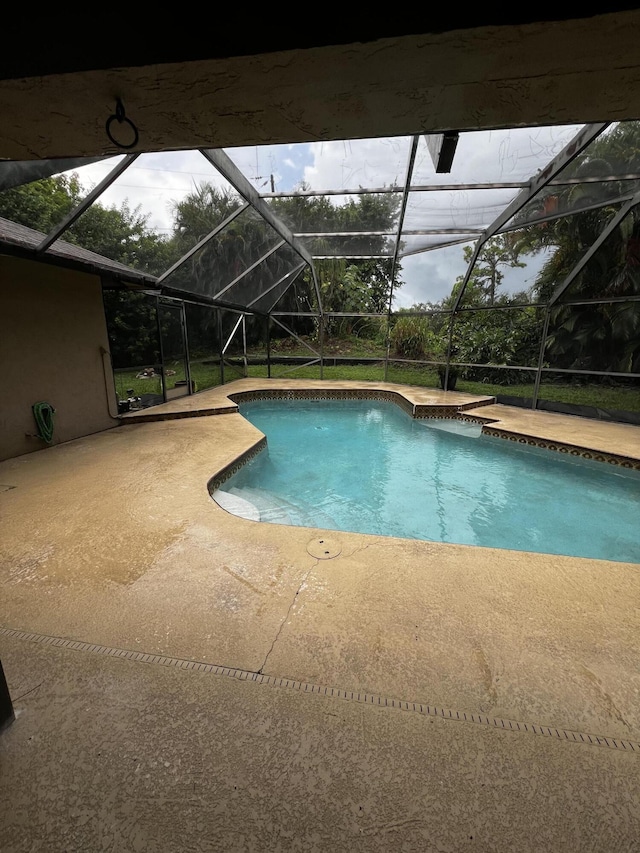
<box><xmin>352</xmin><ymin>315</ymin><xmax>387</xmax><ymax>343</ymax></box>
<box><xmin>390</xmin><ymin>316</ymin><xmax>435</xmax><ymax>358</ymax></box>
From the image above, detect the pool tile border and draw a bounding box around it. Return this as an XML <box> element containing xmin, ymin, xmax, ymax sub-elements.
<box><xmin>228</xmin><ymin>388</ymin><xmax>498</xmax><ymax>420</ymax></box>
<box><xmin>482</xmin><ymin>427</ymin><xmax>640</xmax><ymax>470</ymax></box>
<box><xmin>229</xmin><ymin>387</ymin><xmax>419</xmax><ymax>416</ymax></box>
<box><xmin>208</xmin><ymin>435</ymin><xmax>268</xmax><ymax>493</ymax></box>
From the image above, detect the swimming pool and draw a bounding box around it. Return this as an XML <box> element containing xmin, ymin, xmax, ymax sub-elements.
<box><xmin>213</xmin><ymin>398</ymin><xmax>640</xmax><ymax>564</ymax></box>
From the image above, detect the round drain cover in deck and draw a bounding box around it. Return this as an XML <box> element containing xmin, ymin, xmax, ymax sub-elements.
<box><xmin>307</xmin><ymin>537</ymin><xmax>342</xmax><ymax>559</ymax></box>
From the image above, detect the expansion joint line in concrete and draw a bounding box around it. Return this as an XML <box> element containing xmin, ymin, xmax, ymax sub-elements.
<box><xmin>1</xmin><ymin>625</ymin><xmax>638</xmax><ymax>755</ymax></box>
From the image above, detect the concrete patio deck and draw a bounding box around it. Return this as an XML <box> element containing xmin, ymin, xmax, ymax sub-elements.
<box><xmin>1</xmin><ymin>379</ymin><xmax>639</xmax><ymax>852</ymax></box>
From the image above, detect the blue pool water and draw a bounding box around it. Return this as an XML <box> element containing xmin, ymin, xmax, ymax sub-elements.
<box><xmin>216</xmin><ymin>399</ymin><xmax>640</xmax><ymax>563</ymax></box>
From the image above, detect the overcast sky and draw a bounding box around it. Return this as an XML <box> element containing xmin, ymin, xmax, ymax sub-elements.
<box><xmin>71</xmin><ymin>124</ymin><xmax>583</xmax><ymax>308</ymax></box>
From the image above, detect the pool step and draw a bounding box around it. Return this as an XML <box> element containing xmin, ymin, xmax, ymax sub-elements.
<box><xmin>225</xmin><ymin>485</ymin><xmax>337</xmax><ymax>530</ymax></box>
<box><xmin>211</xmin><ymin>488</ymin><xmax>260</xmax><ymax>521</ymax></box>
<box><xmin>419</xmin><ymin>419</ymin><xmax>483</xmax><ymax>437</ymax></box>
<box><xmin>229</xmin><ymin>486</ymin><xmax>293</xmax><ymax>525</ymax></box>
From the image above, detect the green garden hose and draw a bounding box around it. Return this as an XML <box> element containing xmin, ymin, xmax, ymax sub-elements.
<box><xmin>32</xmin><ymin>401</ymin><xmax>56</xmax><ymax>444</ymax></box>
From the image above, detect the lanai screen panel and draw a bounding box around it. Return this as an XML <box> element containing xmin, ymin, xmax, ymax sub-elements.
<box><xmin>544</xmin><ymin>202</ymin><xmax>640</xmax><ymax>376</ymax></box>
<box><xmin>502</xmin><ymin>122</ymin><xmax>640</xmax><ymax>232</ymax></box>
<box><xmin>214</xmin><ymin>243</ymin><xmax>306</xmax><ymax>311</ymax></box>
<box><xmin>0</xmin><ymin>153</ymin><xmax>126</xmax><ymax>241</ymax></box>
<box><xmin>392</xmin><ymin>243</ymin><xmax>476</xmax><ymax>308</ymax></box>
<box><xmin>160</xmin><ymin>206</ymin><xmax>287</xmax><ymax>302</ymax></box>
<box><xmin>65</xmin><ymin>152</ymin><xmax>245</xmax><ymax>276</ymax></box>
<box><xmin>0</xmin><ymin>150</ymin><xmax>250</xmax><ymax>280</ymax></box>
<box><xmin>399</xmin><ymin>234</ymin><xmax>477</xmax><ymax>256</ymax></box>
<box><xmin>298</xmin><ymin>234</ymin><xmax>397</xmax><ymax>257</ymax></box>
<box><xmin>412</xmin><ymin>126</ymin><xmax>584</xmax><ymax>187</ymax></box>
<box><xmin>269</xmin><ymin>267</ymin><xmax>318</xmax><ymax>316</ymax></box>
<box><xmin>401</xmin><ymin>190</ymin><xmax>513</xmax><ymax>234</ymax></box>
<box><xmin>225</xmin><ymin>137</ymin><xmax>412</xmax><ymax>194</ymax></box>
<box><xmin>491</xmin><ymin>201</ymin><xmax>628</xmax><ymax>306</ymax></box>
<box><xmin>400</xmin><ymin>128</ymin><xmax>583</xmax><ymax>259</ymax></box>
<box><xmin>268</xmin><ymin>192</ymin><xmax>403</xmax><ymax>239</ymax></box>
<box><xmin>556</xmin><ymin>201</ymin><xmax>640</xmax><ymax>303</ymax></box>
<box><xmin>249</xmin><ymin>262</ymin><xmax>309</xmax><ymax>315</ymax></box>
<box><xmin>224</xmin><ymin>137</ymin><xmax>411</xmax><ymax>264</ymax></box>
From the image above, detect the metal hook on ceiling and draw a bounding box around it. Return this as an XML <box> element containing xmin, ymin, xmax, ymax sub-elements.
<box><xmin>105</xmin><ymin>98</ymin><xmax>139</xmax><ymax>150</ymax></box>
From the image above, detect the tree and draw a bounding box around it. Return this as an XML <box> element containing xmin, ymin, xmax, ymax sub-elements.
<box><xmin>167</xmin><ymin>183</ymin><xmax>404</xmax><ymax>340</ymax></box>
<box><xmin>166</xmin><ymin>185</ymin><xmax>290</xmax><ymax>350</ymax></box>
<box><xmin>454</xmin><ymin>235</ymin><xmax>525</xmax><ymax>307</ymax></box>
<box><xmin>167</xmin><ymin>185</ymin><xmax>289</xmax><ymax>349</ymax></box>
<box><xmin>403</xmin><ymin>233</ymin><xmax>542</xmax><ymax>383</ymax></box>
<box><xmin>351</xmin><ymin>258</ymin><xmax>400</xmax><ymax>314</ymax></box>
<box><xmin>538</xmin><ymin>207</ymin><xmax>640</xmax><ymax>374</ymax></box>
<box><xmin>426</xmin><ymin>125</ymin><xmax>640</xmax><ymax>381</ymax></box>
<box><xmin>102</xmin><ymin>290</ymin><xmax>160</xmax><ymax>368</ymax></box>
<box><xmin>0</xmin><ymin>173</ymin><xmax>81</xmax><ymax>232</ymax></box>
<box><xmin>171</xmin><ymin>184</ymin><xmax>243</xmax><ymax>254</ymax></box>
<box><xmin>518</xmin><ymin>122</ymin><xmax>640</xmax><ymax>374</ymax></box>
<box><xmin>0</xmin><ymin>173</ymin><xmax>406</xmax><ymax>357</ymax></box>
<box><xmin>271</xmin><ymin>186</ymin><xmax>403</xmax><ymax>329</ymax></box>
<box><xmin>0</xmin><ymin>172</ymin><xmax>172</xmax><ymax>275</ymax></box>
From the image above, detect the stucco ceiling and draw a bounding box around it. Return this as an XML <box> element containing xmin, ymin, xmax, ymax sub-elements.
<box><xmin>2</xmin><ymin>10</ymin><xmax>640</xmax><ymax>161</ymax></box>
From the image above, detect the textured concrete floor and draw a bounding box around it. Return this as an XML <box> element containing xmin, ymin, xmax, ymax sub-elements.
<box><xmin>1</xmin><ymin>379</ymin><xmax>640</xmax><ymax>852</ymax></box>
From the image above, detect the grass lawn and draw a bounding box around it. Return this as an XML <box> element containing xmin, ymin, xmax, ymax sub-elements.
<box><xmin>247</xmin><ymin>362</ymin><xmax>640</xmax><ymax>413</ymax></box>
<box><xmin>113</xmin><ymin>358</ymin><xmax>639</xmax><ymax>414</ymax></box>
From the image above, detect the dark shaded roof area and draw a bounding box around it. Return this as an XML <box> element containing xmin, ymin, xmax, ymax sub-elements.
<box><xmin>0</xmin><ymin>217</ymin><xmax>157</xmax><ymax>286</ymax></box>
<box><xmin>3</xmin><ymin>11</ymin><xmax>633</xmax><ymax>80</ymax></box>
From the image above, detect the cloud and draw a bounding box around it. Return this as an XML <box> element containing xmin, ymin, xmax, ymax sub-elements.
<box><xmin>225</xmin><ymin>143</ymin><xmax>315</xmax><ymax>192</ymax></box>
<box><xmin>395</xmin><ymin>246</ymin><xmax>471</xmax><ymax>308</ymax></box>
<box><xmin>302</xmin><ymin>137</ymin><xmax>410</xmax><ymax>191</ymax></box>
<box><xmin>68</xmin><ymin>150</ymin><xmax>230</xmax><ymax>235</ymax></box>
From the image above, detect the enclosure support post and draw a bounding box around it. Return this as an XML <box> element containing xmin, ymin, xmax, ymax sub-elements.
<box><xmin>266</xmin><ymin>316</ymin><xmax>271</xmax><ymax>379</ymax></box>
<box><xmin>155</xmin><ymin>297</ymin><xmax>167</xmax><ymax>402</ymax></box>
<box><xmin>383</xmin><ymin>316</ymin><xmax>391</xmax><ymax>382</ymax></box>
<box><xmin>532</xmin><ymin>307</ymin><xmax>551</xmax><ymax>410</ymax></box>
<box><xmin>181</xmin><ymin>302</ymin><xmax>194</xmax><ymax>394</ymax></box>
<box><xmin>309</xmin><ymin>264</ymin><xmax>324</xmax><ymax>379</ymax></box>
<box><xmin>218</xmin><ymin>311</ymin><xmax>225</xmax><ymax>386</ymax></box>
<box><xmin>443</xmin><ymin>312</ymin><xmax>455</xmax><ymax>391</ymax></box>
<box><xmin>242</xmin><ymin>314</ymin><xmax>248</xmax><ymax>377</ymax></box>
